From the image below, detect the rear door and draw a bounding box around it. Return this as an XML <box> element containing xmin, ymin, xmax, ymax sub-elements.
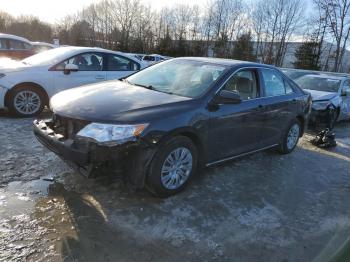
<box><xmin>208</xmin><ymin>68</ymin><xmax>266</xmax><ymax>162</ymax></box>
<box><xmin>259</xmin><ymin>68</ymin><xmax>299</xmax><ymax>147</ymax></box>
<box><xmin>52</xmin><ymin>52</ymin><xmax>106</xmax><ymax>93</ymax></box>
<box><xmin>105</xmin><ymin>53</ymin><xmax>140</xmax><ymax>80</ymax></box>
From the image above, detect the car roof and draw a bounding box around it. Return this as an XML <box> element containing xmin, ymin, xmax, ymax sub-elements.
<box><xmin>31</xmin><ymin>41</ymin><xmax>55</xmax><ymax>47</ymax></box>
<box><xmin>0</xmin><ymin>33</ymin><xmax>31</xmax><ymax>44</ymax></box>
<box><xmin>175</xmin><ymin>57</ymin><xmax>274</xmax><ymax>69</ymax></box>
<box><xmin>51</xmin><ymin>46</ymin><xmax>146</xmax><ymax>65</ymax></box>
<box><xmin>301</xmin><ymin>74</ymin><xmax>349</xmax><ymax>81</ymax></box>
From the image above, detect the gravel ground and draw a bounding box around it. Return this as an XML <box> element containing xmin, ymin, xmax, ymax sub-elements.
<box><xmin>1</xmin><ymin>114</ymin><xmax>350</xmax><ymax>262</ymax></box>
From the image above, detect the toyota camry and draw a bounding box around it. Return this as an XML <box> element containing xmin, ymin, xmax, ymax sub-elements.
<box><xmin>34</xmin><ymin>58</ymin><xmax>311</xmax><ymax>197</ymax></box>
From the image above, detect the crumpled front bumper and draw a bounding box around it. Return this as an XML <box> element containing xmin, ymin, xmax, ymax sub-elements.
<box><xmin>33</xmin><ymin>119</ymin><xmax>155</xmax><ymax>188</ymax></box>
<box><xmin>309</xmin><ymin>108</ymin><xmax>334</xmax><ymax>126</ymax></box>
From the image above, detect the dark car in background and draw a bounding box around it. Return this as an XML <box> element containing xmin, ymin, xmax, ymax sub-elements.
<box><xmin>295</xmin><ymin>74</ymin><xmax>350</xmax><ymax>128</ymax></box>
<box><xmin>34</xmin><ymin>58</ymin><xmax>311</xmax><ymax>197</ymax></box>
<box><xmin>0</xmin><ymin>33</ymin><xmax>35</xmax><ymax>60</ymax></box>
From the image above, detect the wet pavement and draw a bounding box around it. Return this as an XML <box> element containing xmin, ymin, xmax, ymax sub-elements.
<box><xmin>1</xmin><ymin>115</ymin><xmax>350</xmax><ymax>262</ymax></box>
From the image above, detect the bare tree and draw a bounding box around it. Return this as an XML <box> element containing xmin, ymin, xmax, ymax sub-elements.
<box><xmin>315</xmin><ymin>0</ymin><xmax>350</xmax><ymax>72</ymax></box>
<box><xmin>252</xmin><ymin>0</ymin><xmax>305</xmax><ymax>66</ymax></box>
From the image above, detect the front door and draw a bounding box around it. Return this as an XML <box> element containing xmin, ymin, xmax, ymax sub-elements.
<box><xmin>52</xmin><ymin>52</ymin><xmax>106</xmax><ymax>94</ymax></box>
<box><xmin>208</xmin><ymin>68</ymin><xmax>265</xmax><ymax>162</ymax></box>
<box><xmin>339</xmin><ymin>79</ymin><xmax>350</xmax><ymax>120</ymax></box>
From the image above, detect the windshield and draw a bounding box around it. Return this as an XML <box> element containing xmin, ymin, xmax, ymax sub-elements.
<box><xmin>21</xmin><ymin>47</ymin><xmax>72</xmax><ymax>66</ymax></box>
<box><xmin>127</xmin><ymin>59</ymin><xmax>227</xmax><ymax>98</ymax></box>
<box><xmin>295</xmin><ymin>75</ymin><xmax>341</xmax><ymax>92</ymax></box>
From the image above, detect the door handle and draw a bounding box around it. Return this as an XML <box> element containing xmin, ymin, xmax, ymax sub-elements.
<box><xmin>95</xmin><ymin>75</ymin><xmax>105</xmax><ymax>79</ymax></box>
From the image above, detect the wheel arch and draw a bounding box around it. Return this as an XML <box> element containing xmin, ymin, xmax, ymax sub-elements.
<box><xmin>5</xmin><ymin>82</ymin><xmax>49</xmax><ymax>108</ymax></box>
<box><xmin>156</xmin><ymin>127</ymin><xmax>206</xmax><ymax>166</ymax></box>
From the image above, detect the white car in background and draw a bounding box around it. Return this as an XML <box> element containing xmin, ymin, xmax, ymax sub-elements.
<box><xmin>142</xmin><ymin>54</ymin><xmax>171</xmax><ymax>65</ymax></box>
<box><xmin>30</xmin><ymin>41</ymin><xmax>56</xmax><ymax>53</ymax></box>
<box><xmin>0</xmin><ymin>46</ymin><xmax>146</xmax><ymax>116</ymax></box>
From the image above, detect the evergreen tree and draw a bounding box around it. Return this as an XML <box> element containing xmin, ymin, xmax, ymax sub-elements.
<box><xmin>293</xmin><ymin>41</ymin><xmax>321</xmax><ymax>70</ymax></box>
<box><xmin>232</xmin><ymin>33</ymin><xmax>256</xmax><ymax>62</ymax></box>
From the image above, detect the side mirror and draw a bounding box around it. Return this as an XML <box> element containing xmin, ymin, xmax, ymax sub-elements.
<box><xmin>64</xmin><ymin>64</ymin><xmax>79</xmax><ymax>75</ymax></box>
<box><xmin>213</xmin><ymin>90</ymin><xmax>242</xmax><ymax>105</ymax></box>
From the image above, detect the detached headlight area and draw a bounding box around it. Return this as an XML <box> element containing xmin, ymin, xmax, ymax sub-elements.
<box><xmin>77</xmin><ymin>123</ymin><xmax>148</xmax><ymax>145</ymax></box>
<box><xmin>312</xmin><ymin>101</ymin><xmax>332</xmax><ymax>110</ymax></box>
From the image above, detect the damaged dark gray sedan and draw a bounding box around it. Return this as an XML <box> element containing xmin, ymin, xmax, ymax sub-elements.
<box><xmin>34</xmin><ymin>58</ymin><xmax>311</xmax><ymax>197</ymax></box>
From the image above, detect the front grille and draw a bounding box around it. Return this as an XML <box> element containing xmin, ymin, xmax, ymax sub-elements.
<box><xmin>51</xmin><ymin>114</ymin><xmax>90</xmax><ymax>139</ymax></box>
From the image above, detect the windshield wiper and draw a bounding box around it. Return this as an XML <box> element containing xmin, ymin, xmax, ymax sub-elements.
<box><xmin>128</xmin><ymin>81</ymin><xmax>154</xmax><ymax>90</ymax></box>
<box><xmin>126</xmin><ymin>81</ymin><xmax>175</xmax><ymax>95</ymax></box>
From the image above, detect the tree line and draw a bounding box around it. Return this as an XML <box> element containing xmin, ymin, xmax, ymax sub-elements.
<box><xmin>0</xmin><ymin>0</ymin><xmax>350</xmax><ymax>72</ymax></box>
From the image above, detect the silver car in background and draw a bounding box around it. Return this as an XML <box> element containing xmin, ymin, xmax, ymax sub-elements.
<box><xmin>295</xmin><ymin>74</ymin><xmax>350</xmax><ymax>128</ymax></box>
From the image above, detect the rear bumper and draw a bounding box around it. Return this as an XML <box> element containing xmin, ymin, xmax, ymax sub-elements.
<box><xmin>33</xmin><ymin>119</ymin><xmax>155</xmax><ymax>188</ymax></box>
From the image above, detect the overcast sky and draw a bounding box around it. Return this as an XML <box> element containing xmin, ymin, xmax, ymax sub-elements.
<box><xmin>0</xmin><ymin>0</ymin><xmax>207</xmax><ymax>24</ymax></box>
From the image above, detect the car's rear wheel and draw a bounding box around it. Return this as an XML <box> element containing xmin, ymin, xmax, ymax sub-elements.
<box><xmin>146</xmin><ymin>136</ymin><xmax>198</xmax><ymax>197</ymax></box>
<box><xmin>279</xmin><ymin>119</ymin><xmax>301</xmax><ymax>154</ymax></box>
<box><xmin>8</xmin><ymin>85</ymin><xmax>45</xmax><ymax>117</ymax></box>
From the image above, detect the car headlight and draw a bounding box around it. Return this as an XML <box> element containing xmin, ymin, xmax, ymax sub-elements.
<box><xmin>77</xmin><ymin>123</ymin><xmax>148</xmax><ymax>144</ymax></box>
<box><xmin>312</xmin><ymin>101</ymin><xmax>331</xmax><ymax>110</ymax></box>
<box><xmin>0</xmin><ymin>73</ymin><xmax>5</xmax><ymax>79</ymax></box>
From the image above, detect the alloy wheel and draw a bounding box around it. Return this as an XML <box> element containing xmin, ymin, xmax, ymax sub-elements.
<box><xmin>14</xmin><ymin>90</ymin><xmax>41</xmax><ymax>115</ymax></box>
<box><xmin>160</xmin><ymin>147</ymin><xmax>193</xmax><ymax>190</ymax></box>
<box><xmin>287</xmin><ymin>123</ymin><xmax>300</xmax><ymax>150</ymax></box>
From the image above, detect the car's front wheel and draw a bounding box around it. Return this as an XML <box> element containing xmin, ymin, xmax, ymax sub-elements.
<box><xmin>279</xmin><ymin>119</ymin><xmax>301</xmax><ymax>154</ymax></box>
<box><xmin>146</xmin><ymin>136</ymin><xmax>198</xmax><ymax>197</ymax></box>
<box><xmin>8</xmin><ymin>85</ymin><xmax>46</xmax><ymax>117</ymax></box>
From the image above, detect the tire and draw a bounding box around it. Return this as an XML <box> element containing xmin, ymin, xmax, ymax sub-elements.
<box><xmin>7</xmin><ymin>85</ymin><xmax>46</xmax><ymax>117</ymax></box>
<box><xmin>146</xmin><ymin>136</ymin><xmax>198</xmax><ymax>198</ymax></box>
<box><xmin>278</xmin><ymin>119</ymin><xmax>301</xmax><ymax>154</ymax></box>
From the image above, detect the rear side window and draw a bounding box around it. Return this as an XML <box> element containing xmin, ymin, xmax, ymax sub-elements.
<box><xmin>261</xmin><ymin>69</ymin><xmax>292</xmax><ymax>97</ymax></box>
<box><xmin>0</xmin><ymin>39</ymin><xmax>7</xmax><ymax>50</ymax></box>
<box><xmin>143</xmin><ymin>56</ymin><xmax>155</xmax><ymax>61</ymax></box>
<box><xmin>223</xmin><ymin>69</ymin><xmax>259</xmax><ymax>100</ymax></box>
<box><xmin>8</xmin><ymin>40</ymin><xmax>25</xmax><ymax>50</ymax></box>
<box><xmin>106</xmin><ymin>54</ymin><xmax>140</xmax><ymax>71</ymax></box>
<box><xmin>23</xmin><ymin>43</ymin><xmax>32</xmax><ymax>50</ymax></box>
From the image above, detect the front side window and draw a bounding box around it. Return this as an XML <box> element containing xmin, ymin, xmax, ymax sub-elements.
<box><xmin>127</xmin><ymin>59</ymin><xmax>227</xmax><ymax>98</ymax></box>
<box><xmin>55</xmin><ymin>53</ymin><xmax>103</xmax><ymax>71</ymax></box>
<box><xmin>223</xmin><ymin>70</ymin><xmax>258</xmax><ymax>100</ymax></box>
<box><xmin>342</xmin><ymin>80</ymin><xmax>350</xmax><ymax>92</ymax></box>
<box><xmin>8</xmin><ymin>40</ymin><xmax>24</xmax><ymax>50</ymax></box>
<box><xmin>106</xmin><ymin>54</ymin><xmax>139</xmax><ymax>71</ymax></box>
<box><xmin>261</xmin><ymin>69</ymin><xmax>288</xmax><ymax>97</ymax></box>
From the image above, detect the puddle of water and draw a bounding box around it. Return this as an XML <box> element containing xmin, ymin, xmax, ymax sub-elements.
<box><xmin>0</xmin><ymin>178</ymin><xmax>54</xmax><ymax>220</ymax></box>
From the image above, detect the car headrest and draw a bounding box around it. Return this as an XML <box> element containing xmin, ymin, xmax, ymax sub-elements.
<box><xmin>236</xmin><ymin>77</ymin><xmax>252</xmax><ymax>93</ymax></box>
<box><xmin>91</xmin><ymin>55</ymin><xmax>99</xmax><ymax>65</ymax></box>
<box><xmin>201</xmin><ymin>71</ymin><xmax>213</xmax><ymax>85</ymax></box>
